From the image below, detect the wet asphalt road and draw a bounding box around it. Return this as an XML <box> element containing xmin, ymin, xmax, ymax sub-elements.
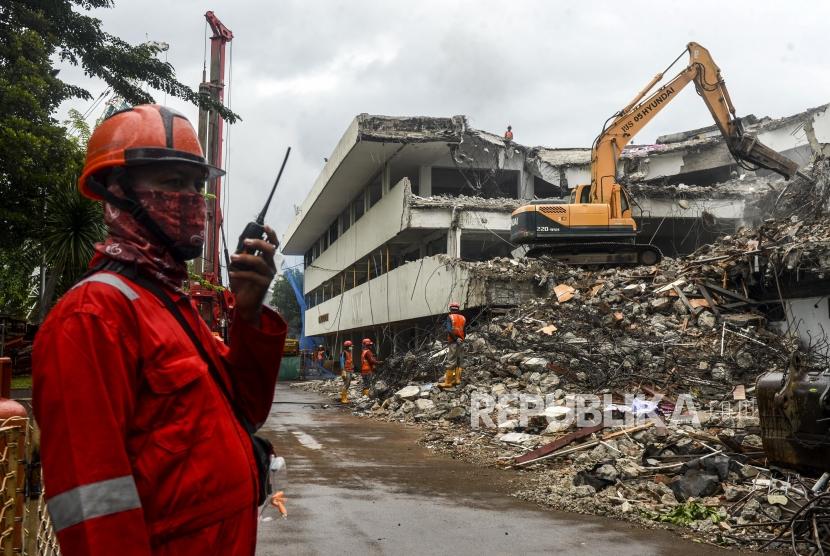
<box><xmin>255</xmin><ymin>384</ymin><xmax>745</xmax><ymax>556</ymax></box>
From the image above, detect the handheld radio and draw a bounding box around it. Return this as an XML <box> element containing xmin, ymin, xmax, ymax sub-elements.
<box><xmin>232</xmin><ymin>146</ymin><xmax>291</xmax><ymax>266</ymax></box>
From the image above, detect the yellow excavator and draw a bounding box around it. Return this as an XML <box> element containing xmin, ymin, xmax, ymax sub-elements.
<box><xmin>511</xmin><ymin>42</ymin><xmax>802</xmax><ymax>264</ymax></box>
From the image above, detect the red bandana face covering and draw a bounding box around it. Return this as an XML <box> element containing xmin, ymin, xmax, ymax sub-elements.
<box><xmin>94</xmin><ymin>185</ymin><xmax>206</xmax><ymax>291</ymax></box>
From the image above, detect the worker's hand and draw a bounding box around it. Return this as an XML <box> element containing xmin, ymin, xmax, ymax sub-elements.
<box><xmin>230</xmin><ymin>225</ymin><xmax>277</xmax><ymax>326</ymax></box>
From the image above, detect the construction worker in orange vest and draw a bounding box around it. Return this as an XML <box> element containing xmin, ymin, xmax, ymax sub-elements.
<box><xmin>504</xmin><ymin>125</ymin><xmax>514</xmax><ymax>142</ymax></box>
<box><xmin>339</xmin><ymin>340</ymin><xmax>354</xmax><ymax>403</ymax></box>
<box><xmin>438</xmin><ymin>301</ymin><xmax>466</xmax><ymax>388</ymax></box>
<box><xmin>360</xmin><ymin>338</ymin><xmax>381</xmax><ymax>396</ymax></box>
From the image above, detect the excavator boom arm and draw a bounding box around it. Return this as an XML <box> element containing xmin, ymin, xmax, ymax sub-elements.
<box><xmin>590</xmin><ymin>42</ymin><xmax>798</xmax><ymax>205</ymax></box>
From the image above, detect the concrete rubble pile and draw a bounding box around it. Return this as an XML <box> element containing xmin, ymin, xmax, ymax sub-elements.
<box><xmin>295</xmin><ymin>158</ymin><xmax>830</xmax><ymax>550</ymax></box>
<box><xmin>769</xmin><ymin>157</ymin><xmax>830</xmax><ymax>221</ymax></box>
<box><xmin>749</xmin><ymin>216</ymin><xmax>830</xmax><ymax>277</ymax></box>
<box><xmin>409</xmin><ymin>194</ymin><xmax>523</xmax><ymax>211</ymax></box>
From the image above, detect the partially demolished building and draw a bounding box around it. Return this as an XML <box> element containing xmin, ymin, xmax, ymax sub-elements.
<box><xmin>281</xmin><ymin>105</ymin><xmax>830</xmax><ymax>351</ymax></box>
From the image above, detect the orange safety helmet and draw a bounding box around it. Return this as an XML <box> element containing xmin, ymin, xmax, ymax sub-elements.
<box><xmin>449</xmin><ymin>301</ymin><xmax>460</xmax><ymax>311</ymax></box>
<box><xmin>362</xmin><ymin>338</ymin><xmax>373</xmax><ymax>346</ymax></box>
<box><xmin>343</xmin><ymin>340</ymin><xmax>353</xmax><ymax>347</ymax></box>
<box><xmin>78</xmin><ymin>104</ymin><xmax>224</xmax><ymax>200</ymax></box>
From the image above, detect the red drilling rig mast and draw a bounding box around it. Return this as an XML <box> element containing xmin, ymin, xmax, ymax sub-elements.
<box><xmin>193</xmin><ymin>10</ymin><xmax>233</xmax><ymax>336</ymax></box>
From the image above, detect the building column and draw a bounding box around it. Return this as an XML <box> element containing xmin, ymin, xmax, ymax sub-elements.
<box><xmin>418</xmin><ymin>165</ymin><xmax>432</xmax><ymax>197</ymax></box>
<box><xmin>447</xmin><ymin>228</ymin><xmax>462</xmax><ymax>258</ymax></box>
<box><xmin>382</xmin><ymin>163</ymin><xmax>391</xmax><ymax>195</ymax></box>
<box><xmin>519</xmin><ymin>170</ymin><xmax>534</xmax><ymax>199</ymax></box>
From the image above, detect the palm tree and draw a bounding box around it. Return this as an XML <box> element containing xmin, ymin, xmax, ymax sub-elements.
<box><xmin>35</xmin><ymin>180</ymin><xmax>106</xmax><ymax>320</ymax></box>
<box><xmin>31</xmin><ymin>109</ymin><xmax>104</xmax><ymax>320</ymax></box>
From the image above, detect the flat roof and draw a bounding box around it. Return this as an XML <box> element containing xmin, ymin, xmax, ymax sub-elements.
<box><xmin>281</xmin><ymin>114</ymin><xmax>466</xmax><ymax>255</ymax></box>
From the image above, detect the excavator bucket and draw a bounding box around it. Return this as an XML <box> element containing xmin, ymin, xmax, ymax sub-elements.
<box><xmin>729</xmin><ymin>133</ymin><xmax>799</xmax><ymax>180</ymax></box>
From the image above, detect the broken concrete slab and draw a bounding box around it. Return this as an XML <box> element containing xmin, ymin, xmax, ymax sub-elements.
<box><xmin>669</xmin><ymin>469</ymin><xmax>721</xmax><ymax>501</ymax></box>
<box><xmin>396</xmin><ymin>385</ymin><xmax>421</xmax><ymax>401</ymax></box>
<box><xmin>520</xmin><ymin>357</ymin><xmax>549</xmax><ymax>372</ymax></box>
<box><xmin>498</xmin><ymin>432</ymin><xmax>537</xmax><ymax>445</ymax></box>
<box><xmin>415</xmin><ymin>399</ymin><xmax>435</xmax><ymax>412</ymax></box>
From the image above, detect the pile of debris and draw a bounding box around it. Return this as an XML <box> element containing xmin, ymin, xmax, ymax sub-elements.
<box><xmin>769</xmin><ymin>157</ymin><xmax>830</xmax><ymax>221</ymax></box>
<box><xmin>409</xmin><ymin>194</ymin><xmax>524</xmax><ymax>211</ymax></box>
<box><xmin>756</xmin><ymin>217</ymin><xmax>830</xmax><ymax>275</ymax></box>
<box><xmin>508</xmin><ymin>422</ymin><xmax>830</xmax><ymax>551</ymax></box>
<box><xmin>294</xmin><ymin>159</ymin><xmax>830</xmax><ymax>550</ymax></box>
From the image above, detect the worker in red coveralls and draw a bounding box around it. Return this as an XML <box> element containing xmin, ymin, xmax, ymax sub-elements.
<box><xmin>360</xmin><ymin>338</ymin><xmax>381</xmax><ymax>397</ymax></box>
<box><xmin>315</xmin><ymin>345</ymin><xmax>326</xmax><ymax>372</ymax></box>
<box><xmin>504</xmin><ymin>125</ymin><xmax>514</xmax><ymax>142</ymax></box>
<box><xmin>32</xmin><ymin>105</ymin><xmax>286</xmax><ymax>556</ymax></box>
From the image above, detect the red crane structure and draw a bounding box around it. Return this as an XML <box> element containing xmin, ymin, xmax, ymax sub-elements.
<box><xmin>192</xmin><ymin>10</ymin><xmax>234</xmax><ymax>336</ymax></box>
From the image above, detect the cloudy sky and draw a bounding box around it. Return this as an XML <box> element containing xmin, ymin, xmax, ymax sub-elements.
<box><xmin>58</xmin><ymin>1</ymin><xmax>830</xmax><ymax>269</ymax></box>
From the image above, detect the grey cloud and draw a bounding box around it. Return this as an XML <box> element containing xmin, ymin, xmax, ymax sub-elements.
<box><xmin>55</xmin><ymin>0</ymin><xmax>830</xmax><ymax>268</ymax></box>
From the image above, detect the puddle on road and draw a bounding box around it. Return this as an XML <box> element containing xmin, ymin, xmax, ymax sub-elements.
<box><xmin>291</xmin><ymin>431</ymin><xmax>322</xmax><ymax>450</ymax></box>
<box><xmin>354</xmin><ymin>435</ymin><xmax>385</xmax><ymax>442</ymax></box>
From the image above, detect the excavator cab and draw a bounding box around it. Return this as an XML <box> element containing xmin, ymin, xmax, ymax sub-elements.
<box><xmin>569</xmin><ymin>184</ymin><xmax>591</xmax><ymax>204</ymax></box>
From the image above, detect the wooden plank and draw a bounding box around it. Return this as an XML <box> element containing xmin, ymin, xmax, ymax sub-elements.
<box><xmin>696</xmin><ymin>282</ymin><xmax>721</xmax><ymax>320</ymax></box>
<box><xmin>513</xmin><ymin>424</ymin><xmax>604</xmax><ymax>465</ymax></box>
<box><xmin>654</xmin><ymin>279</ymin><xmax>685</xmax><ymax>294</ymax></box>
<box><xmin>703</xmin><ymin>281</ymin><xmax>756</xmax><ymax>305</ymax></box>
<box><xmin>720</xmin><ymin>302</ymin><xmax>750</xmax><ymax>310</ymax></box>
<box><xmin>673</xmin><ymin>285</ymin><xmax>700</xmax><ymax>316</ymax></box>
<box><xmin>689</xmin><ymin>298</ymin><xmax>709</xmax><ymax>309</ymax></box>
<box><xmin>722</xmin><ymin>313</ymin><xmax>766</xmax><ymax>325</ymax></box>
<box><xmin>554</xmin><ymin>284</ymin><xmax>575</xmax><ymax>303</ymax></box>
<box><xmin>684</xmin><ymin>255</ymin><xmax>732</xmax><ymax>265</ymax></box>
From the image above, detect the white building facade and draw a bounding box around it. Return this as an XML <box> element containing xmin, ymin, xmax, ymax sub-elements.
<box><xmin>282</xmin><ymin>107</ymin><xmax>830</xmax><ymax>352</ymax></box>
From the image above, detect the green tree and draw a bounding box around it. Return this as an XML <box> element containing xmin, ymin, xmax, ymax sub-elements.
<box><xmin>36</xmin><ymin>179</ymin><xmax>106</xmax><ymax>319</ymax></box>
<box><xmin>0</xmin><ymin>1</ymin><xmax>240</xmax><ymax>319</ymax></box>
<box><xmin>1</xmin><ymin>1</ymin><xmax>239</xmax><ymax>249</ymax></box>
<box><xmin>3</xmin><ymin>1</ymin><xmax>237</xmax><ymax>121</ymax></box>
<box><xmin>0</xmin><ymin>22</ymin><xmax>82</xmax><ymax>252</ymax></box>
<box><xmin>271</xmin><ymin>268</ymin><xmax>303</xmax><ymax>337</ymax></box>
<box><xmin>65</xmin><ymin>108</ymin><xmax>92</xmax><ymax>146</ymax></box>
<box><xmin>0</xmin><ymin>245</ymin><xmax>39</xmax><ymax>317</ymax></box>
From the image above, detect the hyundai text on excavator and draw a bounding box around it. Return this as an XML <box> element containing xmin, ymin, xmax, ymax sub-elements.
<box><xmin>510</xmin><ymin>42</ymin><xmax>802</xmax><ymax>265</ymax></box>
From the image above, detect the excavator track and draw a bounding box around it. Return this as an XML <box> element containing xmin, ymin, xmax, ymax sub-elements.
<box><xmin>524</xmin><ymin>242</ymin><xmax>663</xmax><ymax>266</ymax></box>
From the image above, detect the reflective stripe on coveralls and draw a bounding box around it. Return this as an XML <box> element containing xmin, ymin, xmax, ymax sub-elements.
<box><xmin>49</xmin><ymin>475</ymin><xmax>142</xmax><ymax>532</ymax></box>
<box><xmin>73</xmin><ymin>273</ymin><xmax>139</xmax><ymax>300</ymax></box>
